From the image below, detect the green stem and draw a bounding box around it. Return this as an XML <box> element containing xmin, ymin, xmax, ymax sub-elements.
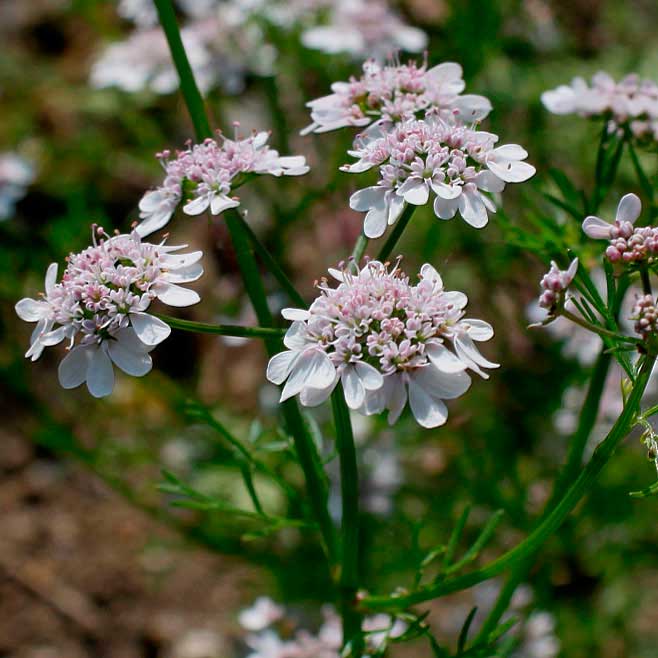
<box><xmin>361</xmin><ymin>356</ymin><xmax>655</xmax><ymax>612</ymax></box>
<box><xmin>474</xmin><ymin>348</ymin><xmax>612</xmax><ymax>643</ymax></box>
<box><xmin>350</xmin><ymin>233</ymin><xmax>369</xmax><ymax>267</ymax></box>
<box><xmin>233</xmin><ymin>211</ymin><xmax>307</xmax><ymax>308</ymax></box>
<box><xmin>153</xmin><ymin>0</ymin><xmax>212</xmax><ymax>141</ymax></box>
<box><xmin>560</xmin><ymin>311</ymin><xmax>639</xmax><ymax>345</ymax></box>
<box><xmin>331</xmin><ymin>387</ymin><xmax>363</xmax><ymax>652</ymax></box>
<box><xmin>158</xmin><ymin>314</ymin><xmax>285</xmax><ymax>338</ymax></box>
<box><xmin>377</xmin><ymin>204</ymin><xmax>416</xmax><ymax>262</ymax></box>
<box><xmin>153</xmin><ymin>3</ymin><xmax>337</xmax><ymax>564</ymax></box>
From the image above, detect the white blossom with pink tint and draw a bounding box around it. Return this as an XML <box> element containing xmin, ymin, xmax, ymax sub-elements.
<box><xmin>15</xmin><ymin>227</ymin><xmax>203</xmax><ymax>397</ymax></box>
<box><xmin>631</xmin><ymin>294</ymin><xmax>658</xmax><ymax>340</ymax></box>
<box><xmin>582</xmin><ymin>193</ymin><xmax>642</xmax><ymax>241</ymax></box>
<box><xmin>541</xmin><ymin>72</ymin><xmax>658</xmax><ymax>142</ymax></box>
<box><xmin>302</xmin><ymin>59</ymin><xmax>491</xmax><ymax>136</ymax></box>
<box><xmin>266</xmin><ymin>260</ymin><xmax>497</xmax><ymax>428</ymax></box>
<box><xmin>136</xmin><ymin>130</ymin><xmax>309</xmax><ymax>237</ymax></box>
<box><xmin>537</xmin><ymin>258</ymin><xmax>578</xmax><ymax>315</ymax></box>
<box><xmin>343</xmin><ymin>115</ymin><xmax>535</xmax><ymax>237</ymax></box>
<box><xmin>301</xmin><ymin>0</ymin><xmax>427</xmax><ymax>60</ymax></box>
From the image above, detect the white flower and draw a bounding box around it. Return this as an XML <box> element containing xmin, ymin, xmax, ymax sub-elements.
<box><xmin>238</xmin><ymin>597</ymin><xmax>285</xmax><ymax>632</ymax></box>
<box><xmin>266</xmin><ymin>261</ymin><xmax>497</xmax><ymax>429</ymax></box>
<box><xmin>582</xmin><ymin>192</ymin><xmax>642</xmax><ymax>240</ymax></box>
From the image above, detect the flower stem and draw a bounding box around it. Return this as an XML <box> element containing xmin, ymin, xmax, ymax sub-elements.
<box><xmin>376</xmin><ymin>204</ymin><xmax>416</xmax><ymax>262</ymax></box>
<box><xmin>158</xmin><ymin>315</ymin><xmax>285</xmax><ymax>338</ymax></box>
<box><xmin>560</xmin><ymin>310</ymin><xmax>639</xmax><ymax>345</ymax></box>
<box><xmin>361</xmin><ymin>355</ymin><xmax>655</xmax><ymax>612</ymax></box>
<box><xmin>154</xmin><ymin>2</ymin><xmax>338</xmax><ymax>564</ymax></box>
<box><xmin>153</xmin><ymin>0</ymin><xmax>212</xmax><ymax>141</ymax></box>
<box><xmin>331</xmin><ymin>387</ymin><xmax>363</xmax><ymax>652</ymax></box>
<box><xmin>350</xmin><ymin>233</ymin><xmax>369</xmax><ymax>267</ymax></box>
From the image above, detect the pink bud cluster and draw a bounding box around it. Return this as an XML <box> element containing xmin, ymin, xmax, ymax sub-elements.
<box><xmin>136</xmin><ymin>128</ymin><xmax>309</xmax><ymax>237</ymax></box>
<box><xmin>542</xmin><ymin>72</ymin><xmax>658</xmax><ymax>142</ymax></box>
<box><xmin>605</xmin><ymin>225</ymin><xmax>658</xmax><ymax>264</ymax></box>
<box><xmin>344</xmin><ymin>114</ymin><xmax>535</xmax><ymax>236</ymax></box>
<box><xmin>267</xmin><ymin>260</ymin><xmax>497</xmax><ymax>428</ymax></box>
<box><xmin>302</xmin><ymin>59</ymin><xmax>491</xmax><ymax>135</ymax></box>
<box><xmin>15</xmin><ymin>227</ymin><xmax>202</xmax><ymax>397</ymax></box>
<box><xmin>538</xmin><ymin>259</ymin><xmax>578</xmax><ymax>312</ymax></box>
<box><xmin>631</xmin><ymin>294</ymin><xmax>658</xmax><ymax>340</ymax></box>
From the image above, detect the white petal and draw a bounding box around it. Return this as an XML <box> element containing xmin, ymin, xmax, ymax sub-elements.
<box><xmin>364</xmin><ymin>205</ymin><xmax>388</xmax><ymax>239</ymax></box>
<box><xmin>40</xmin><ymin>325</ymin><xmax>68</xmax><ymax>346</ymax></box>
<box><xmin>349</xmin><ymin>186</ymin><xmax>386</xmax><ymax>212</ymax></box>
<box><xmin>58</xmin><ymin>345</ymin><xmax>93</xmax><ymax>389</ymax></box>
<box><xmin>426</xmin><ymin>344</ymin><xmax>467</xmax><ymax>373</ymax></box>
<box><xmin>87</xmin><ymin>346</ymin><xmax>115</xmax><ymax>398</ymax></box>
<box><xmin>433</xmin><ymin>195</ymin><xmax>460</xmax><ymax>220</ymax></box>
<box><xmin>45</xmin><ymin>263</ymin><xmax>58</xmax><ymax>294</ymax></box>
<box><xmin>616</xmin><ymin>193</ymin><xmax>642</xmax><ymax>224</ymax></box>
<box><xmin>492</xmin><ymin>144</ymin><xmax>528</xmax><ymax>160</ymax></box>
<box><xmin>442</xmin><ymin>290</ymin><xmax>469</xmax><ymax>309</ymax></box>
<box><xmin>108</xmin><ymin>338</ymin><xmax>153</xmax><ymax>376</ymax></box>
<box><xmin>280</xmin><ymin>349</ymin><xmax>335</xmax><ymax>402</ymax></box>
<box><xmin>582</xmin><ymin>215</ymin><xmax>611</xmax><ymax>239</ymax></box>
<box><xmin>210</xmin><ymin>194</ymin><xmax>240</xmax><ymax>215</ymax></box>
<box><xmin>426</xmin><ymin>62</ymin><xmax>463</xmax><ymax>84</ymax></box>
<box><xmin>398</xmin><ymin>178</ymin><xmax>430</xmax><ymax>205</ymax></box>
<box><xmin>299</xmin><ymin>380</ymin><xmax>337</xmax><ymax>407</ymax></box>
<box><xmin>183</xmin><ymin>195</ymin><xmax>211</xmax><ymax>216</ymax></box>
<box><xmin>354</xmin><ymin>361</ymin><xmax>383</xmax><ymax>391</ymax></box>
<box><xmin>283</xmin><ymin>321</ymin><xmax>309</xmax><ymax>350</ymax></box>
<box><xmin>452</xmin><ymin>94</ymin><xmax>492</xmax><ymax>121</ymax></box>
<box><xmin>387</xmin><ymin>194</ymin><xmax>405</xmax><ymax>225</ymax></box>
<box><xmin>463</xmin><ymin>319</ymin><xmax>495</xmax><ymax>341</ymax></box>
<box><xmin>15</xmin><ymin>298</ymin><xmax>46</xmax><ymax>322</ymax></box>
<box><xmin>386</xmin><ymin>375</ymin><xmax>408</xmax><ymax>425</ymax></box>
<box><xmin>342</xmin><ymin>366</ymin><xmax>366</xmax><ymax>409</ymax></box>
<box><xmin>281</xmin><ymin>308</ymin><xmax>310</xmax><ymax>321</ymax></box>
<box><xmin>474</xmin><ymin>170</ymin><xmax>505</xmax><ymax>193</ymax></box>
<box><xmin>266</xmin><ymin>350</ymin><xmax>298</xmax><ymax>385</ymax></box>
<box><xmin>408</xmin><ymin>379</ymin><xmax>449</xmax><ymax>429</ymax></box>
<box><xmin>431</xmin><ymin>180</ymin><xmax>462</xmax><ymax>199</ymax></box>
<box><xmin>153</xmin><ymin>282</ymin><xmax>201</xmax><ymax>307</ymax></box>
<box><xmin>164</xmin><ymin>262</ymin><xmax>204</xmax><ymax>284</ymax></box>
<box><xmin>131</xmin><ymin>312</ymin><xmax>171</xmax><ymax>346</ymax></box>
<box><xmin>135</xmin><ymin>209</ymin><xmax>173</xmax><ymax>237</ymax></box>
<box><xmin>420</xmin><ymin>263</ymin><xmax>443</xmax><ymax>286</ymax></box>
<box><xmin>459</xmin><ymin>191</ymin><xmax>489</xmax><ymax>228</ymax></box>
<box><xmin>415</xmin><ymin>363</ymin><xmax>471</xmax><ymax>399</ymax></box>
<box><xmin>455</xmin><ymin>334</ymin><xmax>500</xmax><ymax>376</ymax></box>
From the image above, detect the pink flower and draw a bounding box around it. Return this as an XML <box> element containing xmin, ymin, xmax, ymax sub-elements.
<box><xmin>582</xmin><ymin>193</ymin><xmax>642</xmax><ymax>240</ymax></box>
<box><xmin>537</xmin><ymin>258</ymin><xmax>578</xmax><ymax>314</ymax></box>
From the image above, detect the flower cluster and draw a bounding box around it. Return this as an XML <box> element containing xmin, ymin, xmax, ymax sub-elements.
<box><xmin>136</xmin><ymin>129</ymin><xmax>309</xmax><ymax>237</ymax></box>
<box><xmin>541</xmin><ymin>72</ymin><xmax>658</xmax><ymax>142</ymax></box>
<box><xmin>538</xmin><ymin>258</ymin><xmax>578</xmax><ymax>314</ymax></box>
<box><xmin>238</xmin><ymin>597</ymin><xmax>406</xmax><ymax>658</ymax></box>
<box><xmin>0</xmin><ymin>152</ymin><xmax>34</xmax><ymax>220</ymax></box>
<box><xmin>266</xmin><ymin>260</ymin><xmax>497</xmax><ymax>428</ymax></box>
<box><xmin>15</xmin><ymin>227</ymin><xmax>202</xmax><ymax>398</ymax></box>
<box><xmin>302</xmin><ymin>59</ymin><xmax>491</xmax><ymax>135</ymax></box>
<box><xmin>300</xmin><ymin>0</ymin><xmax>427</xmax><ymax>61</ymax></box>
<box><xmin>631</xmin><ymin>294</ymin><xmax>658</xmax><ymax>341</ymax></box>
<box><xmin>343</xmin><ymin>114</ymin><xmax>535</xmax><ymax>236</ymax></box>
<box><xmin>581</xmin><ymin>193</ymin><xmax>655</xmax><ymax>264</ymax></box>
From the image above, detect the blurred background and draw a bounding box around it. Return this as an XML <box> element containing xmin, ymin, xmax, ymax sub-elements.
<box><xmin>2</xmin><ymin>1</ymin><xmax>658</xmax><ymax>656</ymax></box>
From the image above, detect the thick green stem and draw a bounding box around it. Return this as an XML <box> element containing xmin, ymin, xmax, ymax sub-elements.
<box><xmin>474</xmin><ymin>348</ymin><xmax>612</xmax><ymax>642</ymax></box>
<box><xmin>377</xmin><ymin>204</ymin><xmax>416</xmax><ymax>262</ymax></box>
<box><xmin>158</xmin><ymin>314</ymin><xmax>285</xmax><ymax>338</ymax></box>
<box><xmin>361</xmin><ymin>356</ymin><xmax>655</xmax><ymax>612</ymax></box>
<box><xmin>153</xmin><ymin>0</ymin><xmax>212</xmax><ymax>141</ymax></box>
<box><xmin>331</xmin><ymin>388</ymin><xmax>363</xmax><ymax>652</ymax></box>
<box><xmin>153</xmin><ymin>2</ymin><xmax>337</xmax><ymax>564</ymax></box>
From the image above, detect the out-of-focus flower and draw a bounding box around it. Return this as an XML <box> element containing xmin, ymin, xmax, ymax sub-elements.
<box><xmin>238</xmin><ymin>597</ymin><xmax>285</xmax><ymax>632</ymax></box>
<box><xmin>300</xmin><ymin>0</ymin><xmax>427</xmax><ymax>60</ymax></box>
<box><xmin>136</xmin><ymin>129</ymin><xmax>309</xmax><ymax>237</ymax></box>
<box><xmin>541</xmin><ymin>72</ymin><xmax>658</xmax><ymax>143</ymax></box>
<box><xmin>15</xmin><ymin>227</ymin><xmax>202</xmax><ymax>397</ymax></box>
<box><xmin>303</xmin><ymin>59</ymin><xmax>491</xmax><ymax>135</ymax></box>
<box><xmin>0</xmin><ymin>152</ymin><xmax>34</xmax><ymax>220</ymax></box>
<box><xmin>512</xmin><ymin>611</ymin><xmax>560</xmax><ymax>658</ymax></box>
<box><xmin>266</xmin><ymin>260</ymin><xmax>497</xmax><ymax>428</ymax></box>
<box><xmin>537</xmin><ymin>258</ymin><xmax>578</xmax><ymax>315</ymax></box>
<box><xmin>238</xmin><ymin>599</ymin><xmax>405</xmax><ymax>658</ymax></box>
<box><xmin>343</xmin><ymin>115</ymin><xmax>535</xmax><ymax>237</ymax></box>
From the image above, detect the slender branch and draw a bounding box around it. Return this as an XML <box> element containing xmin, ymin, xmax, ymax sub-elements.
<box><xmin>233</xmin><ymin>211</ymin><xmax>307</xmax><ymax>308</ymax></box>
<box><xmin>350</xmin><ymin>234</ymin><xmax>369</xmax><ymax>267</ymax></box>
<box><xmin>360</xmin><ymin>356</ymin><xmax>655</xmax><ymax>612</ymax></box>
<box><xmin>331</xmin><ymin>387</ymin><xmax>363</xmax><ymax>652</ymax></box>
<box><xmin>158</xmin><ymin>314</ymin><xmax>285</xmax><ymax>338</ymax></box>
<box><xmin>560</xmin><ymin>310</ymin><xmax>640</xmax><ymax>345</ymax></box>
<box><xmin>377</xmin><ymin>204</ymin><xmax>416</xmax><ymax>262</ymax></box>
<box><xmin>641</xmin><ymin>267</ymin><xmax>653</xmax><ymax>296</ymax></box>
<box><xmin>153</xmin><ymin>0</ymin><xmax>212</xmax><ymax>140</ymax></box>
<box><xmin>154</xmin><ymin>3</ymin><xmax>338</xmax><ymax>564</ymax></box>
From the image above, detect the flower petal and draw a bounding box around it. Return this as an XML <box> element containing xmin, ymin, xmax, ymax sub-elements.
<box><xmin>153</xmin><ymin>282</ymin><xmax>201</xmax><ymax>307</ymax></box>
<box><xmin>183</xmin><ymin>195</ymin><xmax>211</xmax><ymax>216</ymax></box>
<box><xmin>15</xmin><ymin>298</ymin><xmax>45</xmax><ymax>322</ymax></box>
<box><xmin>266</xmin><ymin>350</ymin><xmax>299</xmax><ymax>385</ymax></box>
<box><xmin>616</xmin><ymin>193</ymin><xmax>641</xmax><ymax>224</ymax></box>
<box><xmin>87</xmin><ymin>345</ymin><xmax>115</xmax><ymax>398</ymax></box>
<box><xmin>354</xmin><ymin>361</ymin><xmax>383</xmax><ymax>391</ymax></box>
<box><xmin>108</xmin><ymin>337</ymin><xmax>153</xmax><ymax>376</ymax></box>
<box><xmin>131</xmin><ymin>312</ymin><xmax>171</xmax><ymax>346</ymax></box>
<box><xmin>342</xmin><ymin>366</ymin><xmax>366</xmax><ymax>409</ymax></box>
<box><xmin>408</xmin><ymin>379</ymin><xmax>449</xmax><ymax>429</ymax></box>
<box><xmin>349</xmin><ymin>186</ymin><xmax>386</xmax><ymax>212</ymax></box>
<box><xmin>459</xmin><ymin>190</ymin><xmax>489</xmax><ymax>228</ymax></box>
<box><xmin>582</xmin><ymin>215</ymin><xmax>611</xmax><ymax>239</ymax></box>
<box><xmin>398</xmin><ymin>178</ymin><xmax>430</xmax><ymax>206</ymax></box>
<box><xmin>58</xmin><ymin>345</ymin><xmax>92</xmax><ymax>389</ymax></box>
